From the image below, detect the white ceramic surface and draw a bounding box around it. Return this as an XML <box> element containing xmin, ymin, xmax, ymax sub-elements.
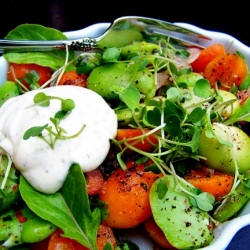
<box><xmin>0</xmin><ymin>22</ymin><xmax>250</xmax><ymax>250</ymax></box>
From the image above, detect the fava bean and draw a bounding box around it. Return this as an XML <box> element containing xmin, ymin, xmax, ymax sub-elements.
<box><xmin>0</xmin><ymin>156</ymin><xmax>21</xmax><ymax>215</ymax></box>
<box><xmin>0</xmin><ymin>81</ymin><xmax>19</xmax><ymax>107</ymax></box>
<box><xmin>213</xmin><ymin>170</ymin><xmax>250</xmax><ymax>222</ymax></box>
<box><xmin>87</xmin><ymin>62</ymin><xmax>156</xmax><ymax>100</ymax></box>
<box><xmin>0</xmin><ymin>205</ymin><xmax>56</xmax><ymax>249</ymax></box>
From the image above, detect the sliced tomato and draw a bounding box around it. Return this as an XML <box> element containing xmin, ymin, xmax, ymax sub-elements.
<box><xmin>96</xmin><ymin>223</ymin><xmax>117</xmax><ymax>249</ymax></box>
<box><xmin>46</xmin><ymin>225</ymin><xmax>117</xmax><ymax>250</ymax></box>
<box><xmin>184</xmin><ymin>166</ymin><xmax>234</xmax><ymax>201</ymax></box>
<box><xmin>85</xmin><ymin>168</ymin><xmax>104</xmax><ymax>196</ymax></box>
<box><xmin>7</xmin><ymin>63</ymin><xmax>52</xmax><ymax>90</ymax></box>
<box><xmin>203</xmin><ymin>53</ymin><xmax>248</xmax><ymax>90</ymax></box>
<box><xmin>48</xmin><ymin>228</ymin><xmax>88</xmax><ymax>250</ymax></box>
<box><xmin>115</xmin><ymin>128</ymin><xmax>158</xmax><ymax>153</ymax></box>
<box><xmin>191</xmin><ymin>43</ymin><xmax>226</xmax><ymax>73</ymax></box>
<box><xmin>57</xmin><ymin>71</ymin><xmax>88</xmax><ymax>87</ymax></box>
<box><xmin>237</xmin><ymin>88</ymin><xmax>250</xmax><ymax>105</ymax></box>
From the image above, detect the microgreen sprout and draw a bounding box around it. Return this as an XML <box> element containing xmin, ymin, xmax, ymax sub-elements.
<box><xmin>0</xmin><ymin>155</ymin><xmax>13</xmax><ymax>190</ymax></box>
<box><xmin>23</xmin><ymin>92</ymin><xmax>85</xmax><ymax>149</ymax></box>
<box><xmin>113</xmin><ymin>69</ymin><xmax>250</xmax><ymax>212</ymax></box>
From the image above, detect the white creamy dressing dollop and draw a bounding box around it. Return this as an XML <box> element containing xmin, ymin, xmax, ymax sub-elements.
<box><xmin>0</xmin><ymin>85</ymin><xmax>117</xmax><ymax>193</ymax></box>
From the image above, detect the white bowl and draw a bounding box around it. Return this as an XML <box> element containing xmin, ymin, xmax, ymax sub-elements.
<box><xmin>0</xmin><ymin>21</ymin><xmax>250</xmax><ymax>250</ymax></box>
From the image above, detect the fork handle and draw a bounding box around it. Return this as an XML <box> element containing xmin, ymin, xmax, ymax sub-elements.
<box><xmin>0</xmin><ymin>38</ymin><xmax>97</xmax><ymax>53</ymax></box>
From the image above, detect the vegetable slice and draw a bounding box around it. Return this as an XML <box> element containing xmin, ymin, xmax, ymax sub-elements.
<box><xmin>7</xmin><ymin>63</ymin><xmax>52</xmax><ymax>90</ymax></box>
<box><xmin>184</xmin><ymin>167</ymin><xmax>234</xmax><ymax>201</ymax></box>
<box><xmin>115</xmin><ymin>128</ymin><xmax>158</xmax><ymax>153</ymax></box>
<box><xmin>57</xmin><ymin>71</ymin><xmax>88</xmax><ymax>87</ymax></box>
<box><xmin>150</xmin><ymin>175</ymin><xmax>214</xmax><ymax>249</ymax></box>
<box><xmin>99</xmin><ymin>160</ymin><xmax>162</xmax><ymax>229</ymax></box>
<box><xmin>203</xmin><ymin>53</ymin><xmax>248</xmax><ymax>89</ymax></box>
<box><xmin>191</xmin><ymin>43</ymin><xmax>226</xmax><ymax>73</ymax></box>
<box><xmin>19</xmin><ymin>164</ymin><xmax>101</xmax><ymax>250</ymax></box>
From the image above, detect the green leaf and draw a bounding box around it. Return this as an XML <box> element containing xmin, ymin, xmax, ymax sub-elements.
<box><xmin>166</xmin><ymin>87</ymin><xmax>180</xmax><ymax>100</ymax></box>
<box><xmin>193</xmin><ymin>79</ymin><xmax>212</xmax><ymax>98</ymax></box>
<box><xmin>0</xmin><ymin>81</ymin><xmax>19</xmax><ymax>106</ymax></box>
<box><xmin>156</xmin><ymin>178</ymin><xmax>168</xmax><ymax>199</ymax></box>
<box><xmin>60</xmin><ymin>164</ymin><xmax>101</xmax><ymax>248</ymax></box>
<box><xmin>226</xmin><ymin>97</ymin><xmax>250</xmax><ymax>123</ymax></box>
<box><xmin>3</xmin><ymin>24</ymin><xmax>75</xmax><ymax>70</ymax></box>
<box><xmin>19</xmin><ymin>164</ymin><xmax>101</xmax><ymax>249</ymax></box>
<box><xmin>24</xmin><ymin>70</ymin><xmax>40</xmax><ymax>89</ymax></box>
<box><xmin>61</xmin><ymin>99</ymin><xmax>75</xmax><ymax>112</ymax></box>
<box><xmin>143</xmin><ymin>106</ymin><xmax>162</xmax><ymax>127</ymax></box>
<box><xmin>196</xmin><ymin>192</ymin><xmax>215</xmax><ymax>211</ymax></box>
<box><xmin>33</xmin><ymin>92</ymin><xmax>50</xmax><ymax>106</ymax></box>
<box><xmin>164</xmin><ymin>114</ymin><xmax>182</xmax><ymax>136</ymax></box>
<box><xmin>187</xmin><ymin>107</ymin><xmax>206</xmax><ymax>123</ymax></box>
<box><xmin>164</xmin><ymin>99</ymin><xmax>185</xmax><ymax>121</ymax></box>
<box><xmin>119</xmin><ymin>84</ymin><xmax>140</xmax><ymax>111</ymax></box>
<box><xmin>23</xmin><ymin>124</ymin><xmax>48</xmax><ymax>140</ymax></box>
<box><xmin>5</xmin><ymin>24</ymin><xmax>68</xmax><ymax>40</ymax></box>
<box><xmin>3</xmin><ymin>52</ymin><xmax>71</xmax><ymax>71</ymax></box>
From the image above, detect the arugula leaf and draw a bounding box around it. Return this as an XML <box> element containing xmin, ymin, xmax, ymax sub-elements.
<box><xmin>4</xmin><ymin>52</ymin><xmax>70</xmax><ymax>71</ymax></box>
<box><xmin>3</xmin><ymin>24</ymin><xmax>75</xmax><ymax>70</ymax></box>
<box><xmin>4</xmin><ymin>24</ymin><xmax>68</xmax><ymax>40</ymax></box>
<box><xmin>19</xmin><ymin>164</ymin><xmax>101</xmax><ymax>250</ymax></box>
<box><xmin>61</xmin><ymin>164</ymin><xmax>101</xmax><ymax>248</ymax></box>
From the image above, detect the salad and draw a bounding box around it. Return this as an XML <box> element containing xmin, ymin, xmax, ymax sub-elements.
<box><xmin>0</xmin><ymin>21</ymin><xmax>249</xmax><ymax>250</ymax></box>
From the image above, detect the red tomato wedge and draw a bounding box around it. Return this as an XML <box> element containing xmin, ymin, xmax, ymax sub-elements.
<box><xmin>191</xmin><ymin>43</ymin><xmax>226</xmax><ymax>73</ymax></box>
<box><xmin>184</xmin><ymin>167</ymin><xmax>234</xmax><ymax>201</ymax></box>
<box><xmin>47</xmin><ymin>228</ymin><xmax>87</xmax><ymax>250</ymax></box>
<box><xmin>96</xmin><ymin>223</ymin><xmax>117</xmax><ymax>249</ymax></box>
<box><xmin>203</xmin><ymin>53</ymin><xmax>248</xmax><ymax>89</ymax></box>
<box><xmin>57</xmin><ymin>71</ymin><xmax>87</xmax><ymax>87</ymax></box>
<box><xmin>115</xmin><ymin>128</ymin><xmax>158</xmax><ymax>153</ymax></box>
<box><xmin>7</xmin><ymin>63</ymin><xmax>52</xmax><ymax>90</ymax></box>
<box><xmin>85</xmin><ymin>168</ymin><xmax>104</xmax><ymax>196</ymax></box>
<box><xmin>237</xmin><ymin>88</ymin><xmax>250</xmax><ymax>105</ymax></box>
<box><xmin>46</xmin><ymin>225</ymin><xmax>117</xmax><ymax>250</ymax></box>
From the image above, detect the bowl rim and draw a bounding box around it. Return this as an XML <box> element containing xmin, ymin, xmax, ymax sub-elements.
<box><xmin>0</xmin><ymin>21</ymin><xmax>250</xmax><ymax>250</ymax></box>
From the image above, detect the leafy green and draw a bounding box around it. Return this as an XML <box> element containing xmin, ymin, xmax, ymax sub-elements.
<box><xmin>193</xmin><ymin>78</ymin><xmax>212</xmax><ymax>98</ymax></box>
<box><xmin>4</xmin><ymin>52</ymin><xmax>69</xmax><ymax>70</ymax></box>
<box><xmin>4</xmin><ymin>24</ymin><xmax>68</xmax><ymax>40</ymax></box>
<box><xmin>119</xmin><ymin>84</ymin><xmax>141</xmax><ymax>112</ymax></box>
<box><xmin>3</xmin><ymin>24</ymin><xmax>75</xmax><ymax>70</ymax></box>
<box><xmin>19</xmin><ymin>164</ymin><xmax>101</xmax><ymax>250</ymax></box>
<box><xmin>225</xmin><ymin>97</ymin><xmax>250</xmax><ymax>124</ymax></box>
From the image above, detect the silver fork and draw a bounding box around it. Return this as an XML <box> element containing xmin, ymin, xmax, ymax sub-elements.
<box><xmin>0</xmin><ymin>16</ymin><xmax>211</xmax><ymax>54</ymax></box>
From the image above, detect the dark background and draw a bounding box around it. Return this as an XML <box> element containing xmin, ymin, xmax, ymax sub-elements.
<box><xmin>1</xmin><ymin>0</ymin><xmax>250</xmax><ymax>47</ymax></box>
<box><xmin>1</xmin><ymin>1</ymin><xmax>250</xmax><ymax>249</ymax></box>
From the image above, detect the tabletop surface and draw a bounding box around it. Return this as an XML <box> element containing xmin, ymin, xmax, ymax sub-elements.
<box><xmin>1</xmin><ymin>1</ymin><xmax>250</xmax><ymax>249</ymax></box>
